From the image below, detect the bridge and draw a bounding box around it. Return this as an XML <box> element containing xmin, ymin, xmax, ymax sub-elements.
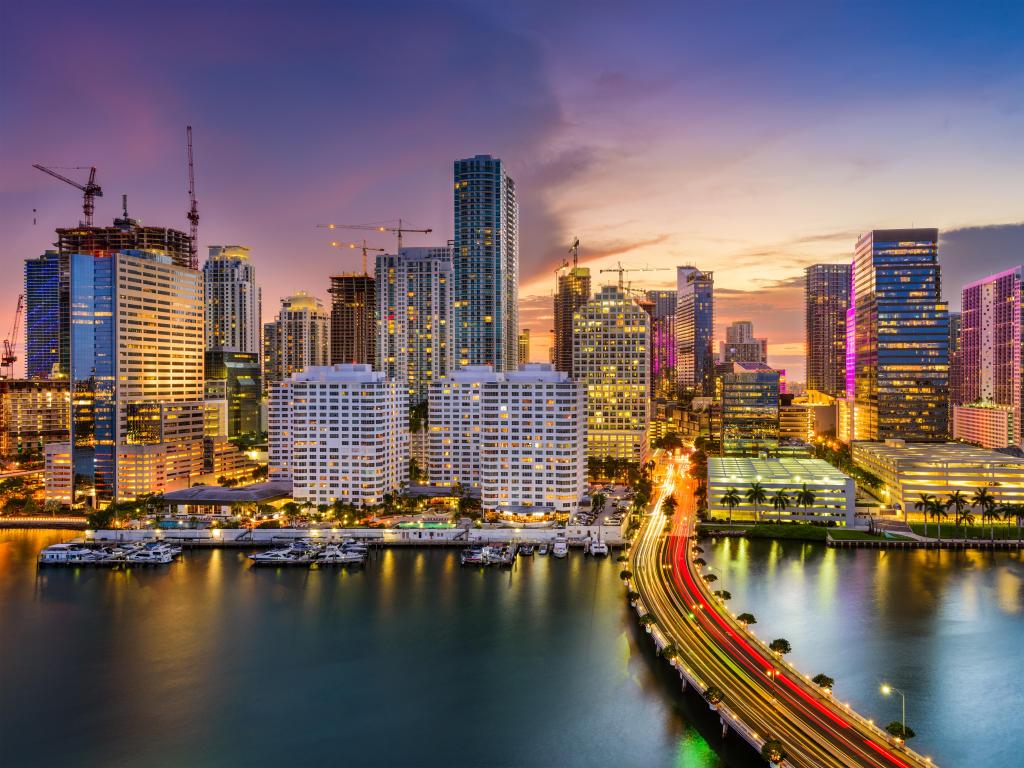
<box><xmin>628</xmin><ymin>455</ymin><xmax>938</xmax><ymax>768</ymax></box>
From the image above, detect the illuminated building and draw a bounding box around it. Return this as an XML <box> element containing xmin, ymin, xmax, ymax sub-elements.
<box><xmin>953</xmin><ymin>267</ymin><xmax>1024</xmax><ymax>448</ymax></box>
<box><xmin>269</xmin><ymin>364</ymin><xmax>407</xmax><ymax>506</ymax></box>
<box><xmin>804</xmin><ymin>264</ymin><xmax>851</xmax><ymax>398</ymax></box>
<box><xmin>0</xmin><ymin>379</ymin><xmax>69</xmax><ymax>461</ymax></box>
<box><xmin>518</xmin><ymin>329</ymin><xmax>530</xmax><ymax>364</ymax></box>
<box><xmin>716</xmin><ymin>362</ymin><xmax>780</xmax><ymax>455</ymax></box>
<box><xmin>707</xmin><ymin>456</ymin><xmax>855</xmax><ymax>525</ymax></box>
<box><xmin>427</xmin><ymin>366</ymin><xmax>496</xmax><ymax>489</ymax></box>
<box><xmin>375</xmin><ymin>247</ymin><xmax>453</xmax><ymax>406</ymax></box>
<box><xmin>852</xmin><ymin>440</ymin><xmax>1024</xmax><ymax>512</ymax></box>
<box><xmin>263</xmin><ymin>291</ymin><xmax>329</xmax><ymax>387</ymax></box>
<box><xmin>646</xmin><ymin>289</ymin><xmax>677</xmax><ymax>400</ymax></box>
<box><xmin>573</xmin><ymin>285</ymin><xmax>650</xmax><ymax>462</ymax></box>
<box><xmin>24</xmin><ymin>251</ymin><xmax>66</xmax><ymax>379</ymax></box>
<box><xmin>204</xmin><ymin>351</ymin><xmax>261</xmax><ymax>437</ymax></box>
<box><xmin>203</xmin><ymin>245</ymin><xmax>261</xmax><ymax>355</ymax></box>
<box><xmin>329</xmin><ymin>274</ymin><xmax>375</xmax><ymax>366</ymax></box>
<box><xmin>676</xmin><ymin>266</ymin><xmax>714</xmax><ymax>396</ymax></box>
<box><xmin>453</xmin><ymin>155</ymin><xmax>519</xmax><ymax>371</ymax></box>
<box><xmin>719</xmin><ymin>320</ymin><xmax>767</xmax><ymax>365</ymax></box>
<box><xmin>851</xmin><ymin>229</ymin><xmax>949</xmax><ymax>441</ymax></box>
<box><xmin>554</xmin><ymin>266</ymin><xmax>591</xmax><ymax>375</ymax></box>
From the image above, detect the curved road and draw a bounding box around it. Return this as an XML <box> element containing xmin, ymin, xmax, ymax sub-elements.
<box><xmin>630</xmin><ymin>455</ymin><xmax>937</xmax><ymax>768</ymax></box>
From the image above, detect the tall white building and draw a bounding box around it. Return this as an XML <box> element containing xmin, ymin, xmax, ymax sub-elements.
<box><xmin>376</xmin><ymin>247</ymin><xmax>453</xmax><ymax>405</ymax></box>
<box><xmin>203</xmin><ymin>245</ymin><xmax>261</xmax><ymax>354</ymax></box>
<box><xmin>263</xmin><ymin>291</ymin><xmax>330</xmax><ymax>387</ymax></box>
<box><xmin>573</xmin><ymin>285</ymin><xmax>651</xmax><ymax>462</ymax></box>
<box><xmin>269</xmin><ymin>364</ymin><xmax>408</xmax><ymax>507</ymax></box>
<box><xmin>428</xmin><ymin>364</ymin><xmax>586</xmax><ymax>515</ymax></box>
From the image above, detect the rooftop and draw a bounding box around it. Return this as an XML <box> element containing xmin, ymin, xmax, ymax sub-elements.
<box><xmin>852</xmin><ymin>441</ymin><xmax>1024</xmax><ymax>467</ymax></box>
<box><xmin>162</xmin><ymin>481</ymin><xmax>292</xmax><ymax>505</ymax></box>
<box><xmin>708</xmin><ymin>456</ymin><xmax>850</xmax><ymax>485</ymax></box>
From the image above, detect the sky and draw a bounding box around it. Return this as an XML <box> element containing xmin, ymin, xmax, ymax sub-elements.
<box><xmin>2</xmin><ymin>0</ymin><xmax>1023</xmax><ymax>381</ymax></box>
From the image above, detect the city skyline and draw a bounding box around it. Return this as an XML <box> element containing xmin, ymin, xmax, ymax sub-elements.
<box><xmin>4</xmin><ymin>2</ymin><xmax>1024</xmax><ymax>382</ymax></box>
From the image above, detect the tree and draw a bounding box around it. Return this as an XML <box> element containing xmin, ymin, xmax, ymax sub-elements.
<box><xmin>704</xmin><ymin>685</ymin><xmax>724</xmax><ymax>706</ymax></box>
<box><xmin>769</xmin><ymin>638</ymin><xmax>792</xmax><ymax>656</ymax></box>
<box><xmin>760</xmin><ymin>739</ymin><xmax>785</xmax><ymax>765</ymax></box>
<box><xmin>913</xmin><ymin>492</ymin><xmax>935</xmax><ymax>539</ymax></box>
<box><xmin>885</xmin><ymin>721</ymin><xmax>916</xmax><ymax>741</ymax></box>
<box><xmin>928</xmin><ymin>498</ymin><xmax>948</xmax><ymax>543</ymax></box>
<box><xmin>591</xmin><ymin>492</ymin><xmax>607</xmax><ymax>516</ymax></box>
<box><xmin>409</xmin><ymin>457</ymin><xmax>425</xmax><ymax>484</ymax></box>
<box><xmin>619</xmin><ymin>569</ymin><xmax>633</xmax><ymax>581</ymax></box>
<box><xmin>745</xmin><ymin>482</ymin><xmax>767</xmax><ymax>522</ymax></box>
<box><xmin>1003</xmin><ymin>503</ymin><xmax>1024</xmax><ymax>545</ymax></box>
<box><xmin>794</xmin><ymin>483</ymin><xmax>816</xmax><ymax>516</ymax></box>
<box><xmin>662</xmin><ymin>494</ymin><xmax>677</xmax><ymax>516</ymax></box>
<box><xmin>638</xmin><ymin>613</ymin><xmax>657</xmax><ymax>626</ymax></box>
<box><xmin>692</xmin><ymin>557</ymin><xmax>707</xmax><ymax>567</ymax></box>
<box><xmin>979</xmin><ymin>496</ymin><xmax>1001</xmax><ymax>543</ymax></box>
<box><xmin>946</xmin><ymin>490</ymin><xmax>968</xmax><ymax>537</ymax></box>
<box><xmin>713</xmin><ymin>589</ymin><xmax>732</xmax><ymax>600</ymax></box>
<box><xmin>771</xmin><ymin>488</ymin><xmax>791</xmax><ymax>523</ymax></box>
<box><xmin>812</xmin><ymin>673</ymin><xmax>834</xmax><ymax>692</ymax></box>
<box><xmin>736</xmin><ymin>612</ymin><xmax>756</xmax><ymax>627</ymax></box>
<box><xmin>720</xmin><ymin>488</ymin><xmax>741</xmax><ymax>523</ymax></box>
<box><xmin>86</xmin><ymin>506</ymin><xmax>115</xmax><ymax>529</ymax></box>
<box><xmin>660</xmin><ymin>643</ymin><xmax>679</xmax><ymax>661</ymax></box>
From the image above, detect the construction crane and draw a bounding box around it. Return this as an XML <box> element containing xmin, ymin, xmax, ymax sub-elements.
<box><xmin>33</xmin><ymin>165</ymin><xmax>103</xmax><ymax>226</ymax></box>
<box><xmin>328</xmin><ymin>240</ymin><xmax>386</xmax><ymax>275</ymax></box>
<box><xmin>186</xmin><ymin>126</ymin><xmax>200</xmax><ymax>269</ymax></box>
<box><xmin>555</xmin><ymin>237</ymin><xmax>582</xmax><ymax>274</ymax></box>
<box><xmin>599</xmin><ymin>262</ymin><xmax>671</xmax><ymax>290</ymax></box>
<box><xmin>2</xmin><ymin>295</ymin><xmax>23</xmax><ymax>379</ymax></box>
<box><xmin>317</xmin><ymin>219</ymin><xmax>432</xmax><ymax>255</ymax></box>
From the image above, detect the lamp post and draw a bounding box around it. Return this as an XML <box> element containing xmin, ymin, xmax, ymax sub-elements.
<box><xmin>880</xmin><ymin>683</ymin><xmax>906</xmax><ymax>741</ymax></box>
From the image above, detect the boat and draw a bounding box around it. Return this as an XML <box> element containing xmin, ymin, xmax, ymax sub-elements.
<box><xmin>248</xmin><ymin>548</ymin><xmax>303</xmax><ymax>565</ymax></box>
<box><xmin>460</xmin><ymin>547</ymin><xmax>485</xmax><ymax>565</ymax></box>
<box><xmin>589</xmin><ymin>539</ymin><xmax>609</xmax><ymax>557</ymax></box>
<box><xmin>551</xmin><ymin>540</ymin><xmax>568</xmax><ymax>558</ymax></box>
<box><xmin>538</xmin><ymin>543</ymin><xmax>549</xmax><ymax>556</ymax></box>
<box><xmin>520</xmin><ymin>544</ymin><xmax>535</xmax><ymax>556</ymax></box>
<box><xmin>483</xmin><ymin>545</ymin><xmax>516</xmax><ymax>566</ymax></box>
<box><xmin>126</xmin><ymin>550</ymin><xmax>174</xmax><ymax>565</ymax></box>
<box><xmin>317</xmin><ymin>545</ymin><xmax>365</xmax><ymax>565</ymax></box>
<box><xmin>38</xmin><ymin>544</ymin><xmax>97</xmax><ymax>564</ymax></box>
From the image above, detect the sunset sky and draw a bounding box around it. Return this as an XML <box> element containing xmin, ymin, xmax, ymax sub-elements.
<box><xmin>3</xmin><ymin>1</ymin><xmax>1023</xmax><ymax>380</ymax></box>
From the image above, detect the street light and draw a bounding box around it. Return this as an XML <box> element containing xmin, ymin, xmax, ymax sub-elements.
<box><xmin>880</xmin><ymin>683</ymin><xmax>906</xmax><ymax>742</ymax></box>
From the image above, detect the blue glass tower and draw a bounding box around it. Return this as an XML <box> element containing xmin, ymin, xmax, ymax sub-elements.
<box><xmin>24</xmin><ymin>251</ymin><xmax>67</xmax><ymax>379</ymax></box>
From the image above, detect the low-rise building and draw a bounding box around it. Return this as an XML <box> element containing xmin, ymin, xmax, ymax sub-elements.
<box><xmin>0</xmin><ymin>379</ymin><xmax>70</xmax><ymax>463</ymax></box>
<box><xmin>952</xmin><ymin>404</ymin><xmax>1014</xmax><ymax>450</ymax></box>
<box><xmin>707</xmin><ymin>456</ymin><xmax>855</xmax><ymax>525</ymax></box>
<box><xmin>852</xmin><ymin>440</ymin><xmax>1024</xmax><ymax>511</ymax></box>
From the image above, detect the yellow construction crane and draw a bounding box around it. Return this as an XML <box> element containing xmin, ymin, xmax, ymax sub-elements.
<box><xmin>328</xmin><ymin>240</ymin><xmax>385</xmax><ymax>275</ymax></box>
<box><xmin>317</xmin><ymin>219</ymin><xmax>432</xmax><ymax>256</ymax></box>
<box><xmin>599</xmin><ymin>262</ymin><xmax>671</xmax><ymax>290</ymax></box>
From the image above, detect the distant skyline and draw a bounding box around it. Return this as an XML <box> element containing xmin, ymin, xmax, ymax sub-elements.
<box><xmin>3</xmin><ymin>0</ymin><xmax>1024</xmax><ymax>380</ymax></box>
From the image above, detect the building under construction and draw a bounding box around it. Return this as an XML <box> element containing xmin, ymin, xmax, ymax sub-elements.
<box><xmin>57</xmin><ymin>209</ymin><xmax>192</xmax><ymax>267</ymax></box>
<box><xmin>329</xmin><ymin>274</ymin><xmax>376</xmax><ymax>366</ymax></box>
<box><xmin>553</xmin><ymin>266</ymin><xmax>591</xmax><ymax>376</ymax></box>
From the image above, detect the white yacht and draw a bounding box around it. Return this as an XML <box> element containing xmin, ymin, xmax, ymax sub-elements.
<box><xmin>589</xmin><ymin>539</ymin><xmax>609</xmax><ymax>557</ymax></box>
<box><xmin>317</xmin><ymin>545</ymin><xmax>364</xmax><ymax>564</ymax></box>
<box><xmin>38</xmin><ymin>544</ymin><xmax>96</xmax><ymax>564</ymax></box>
<box><xmin>551</xmin><ymin>540</ymin><xmax>568</xmax><ymax>558</ymax></box>
<box><xmin>126</xmin><ymin>549</ymin><xmax>174</xmax><ymax>565</ymax></box>
<box><xmin>249</xmin><ymin>548</ymin><xmax>299</xmax><ymax>564</ymax></box>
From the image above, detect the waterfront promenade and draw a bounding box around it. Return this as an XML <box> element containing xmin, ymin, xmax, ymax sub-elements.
<box><xmin>629</xmin><ymin>456</ymin><xmax>938</xmax><ymax>768</ymax></box>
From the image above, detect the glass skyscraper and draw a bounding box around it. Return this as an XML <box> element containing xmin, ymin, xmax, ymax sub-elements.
<box><xmin>25</xmin><ymin>251</ymin><xmax>66</xmax><ymax>379</ymax></box>
<box><xmin>851</xmin><ymin>228</ymin><xmax>949</xmax><ymax>441</ymax></box>
<box><xmin>453</xmin><ymin>155</ymin><xmax>519</xmax><ymax>371</ymax></box>
<box><xmin>675</xmin><ymin>266</ymin><xmax>715</xmax><ymax>397</ymax></box>
<box><xmin>553</xmin><ymin>266</ymin><xmax>591</xmax><ymax>376</ymax></box>
<box><xmin>805</xmin><ymin>263</ymin><xmax>851</xmax><ymax>398</ymax></box>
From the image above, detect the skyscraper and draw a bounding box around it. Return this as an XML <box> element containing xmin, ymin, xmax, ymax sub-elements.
<box><xmin>646</xmin><ymin>289</ymin><xmax>677</xmax><ymax>400</ymax></box>
<box><xmin>716</xmin><ymin>362</ymin><xmax>781</xmax><ymax>456</ymax></box>
<box><xmin>719</xmin><ymin>320</ymin><xmax>768</xmax><ymax>365</ymax></box>
<box><xmin>263</xmin><ymin>291</ymin><xmax>329</xmax><ymax>387</ymax></box>
<box><xmin>553</xmin><ymin>266</ymin><xmax>591</xmax><ymax>375</ymax></box>
<box><xmin>24</xmin><ymin>251</ymin><xmax>65</xmax><ymax>379</ymax></box>
<box><xmin>851</xmin><ymin>229</ymin><xmax>949</xmax><ymax>441</ymax></box>
<box><xmin>329</xmin><ymin>274</ymin><xmax>375</xmax><ymax>366</ymax></box>
<box><xmin>203</xmin><ymin>245</ymin><xmax>261</xmax><ymax>355</ymax></box>
<box><xmin>676</xmin><ymin>266</ymin><xmax>714</xmax><ymax>397</ymax></box>
<box><xmin>573</xmin><ymin>285</ymin><xmax>650</xmax><ymax>461</ymax></box>
<box><xmin>453</xmin><ymin>155</ymin><xmax>519</xmax><ymax>371</ymax></box>
<box><xmin>375</xmin><ymin>246</ymin><xmax>453</xmax><ymax>405</ymax></box>
<box><xmin>805</xmin><ymin>264</ymin><xmax>851</xmax><ymax>397</ymax></box>
<box><xmin>952</xmin><ymin>268</ymin><xmax>1024</xmax><ymax>448</ymax></box>
<box><xmin>517</xmin><ymin>329</ymin><xmax>530</xmax><ymax>364</ymax></box>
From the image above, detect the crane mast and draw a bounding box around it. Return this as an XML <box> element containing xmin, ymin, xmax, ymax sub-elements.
<box><xmin>2</xmin><ymin>294</ymin><xmax>24</xmax><ymax>379</ymax></box>
<box><xmin>186</xmin><ymin>126</ymin><xmax>199</xmax><ymax>269</ymax></box>
<box><xmin>32</xmin><ymin>165</ymin><xmax>103</xmax><ymax>226</ymax></box>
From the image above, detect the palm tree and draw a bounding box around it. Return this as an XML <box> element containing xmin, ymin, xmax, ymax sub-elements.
<box><xmin>771</xmin><ymin>488</ymin><xmax>791</xmax><ymax>524</ymax></box>
<box><xmin>745</xmin><ymin>482</ymin><xmax>768</xmax><ymax>522</ymax></box>
<box><xmin>794</xmin><ymin>483</ymin><xmax>816</xmax><ymax>517</ymax></box>
<box><xmin>1003</xmin><ymin>503</ymin><xmax>1024</xmax><ymax>545</ymax></box>
<box><xmin>662</xmin><ymin>494</ymin><xmax>678</xmax><ymax>516</ymax></box>
<box><xmin>720</xmin><ymin>488</ymin><xmax>741</xmax><ymax>523</ymax></box>
<box><xmin>979</xmin><ymin>498</ymin><xmax>1001</xmax><ymax>543</ymax></box>
<box><xmin>928</xmin><ymin>498</ymin><xmax>948</xmax><ymax>542</ymax></box>
<box><xmin>946</xmin><ymin>490</ymin><xmax>968</xmax><ymax>538</ymax></box>
<box><xmin>913</xmin><ymin>492</ymin><xmax>935</xmax><ymax>538</ymax></box>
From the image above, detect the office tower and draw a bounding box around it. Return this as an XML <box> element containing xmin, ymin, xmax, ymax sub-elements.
<box><xmin>805</xmin><ymin>264</ymin><xmax>851</xmax><ymax>397</ymax></box>
<box><xmin>646</xmin><ymin>289</ymin><xmax>677</xmax><ymax>400</ymax></box>
<box><xmin>204</xmin><ymin>351</ymin><xmax>261</xmax><ymax>437</ymax></box>
<box><xmin>263</xmin><ymin>291</ymin><xmax>329</xmax><ymax>387</ymax></box>
<box><xmin>518</xmin><ymin>329</ymin><xmax>530</xmax><ymax>364</ymax></box>
<box><xmin>953</xmin><ymin>268</ymin><xmax>1024</xmax><ymax>448</ymax></box>
<box><xmin>24</xmin><ymin>251</ymin><xmax>65</xmax><ymax>379</ymax></box>
<box><xmin>717</xmin><ymin>362</ymin><xmax>781</xmax><ymax>455</ymax></box>
<box><xmin>553</xmin><ymin>266</ymin><xmax>591</xmax><ymax>375</ymax></box>
<box><xmin>719</xmin><ymin>320</ymin><xmax>768</xmax><ymax>364</ymax></box>
<box><xmin>948</xmin><ymin>311</ymin><xmax>963</xmax><ymax>409</ymax></box>
<box><xmin>573</xmin><ymin>285</ymin><xmax>650</xmax><ymax>461</ymax></box>
<box><xmin>676</xmin><ymin>266</ymin><xmax>714</xmax><ymax>396</ymax></box>
<box><xmin>851</xmin><ymin>229</ymin><xmax>949</xmax><ymax>441</ymax></box>
<box><xmin>428</xmin><ymin>366</ymin><xmax>497</xmax><ymax>489</ymax></box>
<box><xmin>329</xmin><ymin>274</ymin><xmax>375</xmax><ymax>366</ymax></box>
<box><xmin>0</xmin><ymin>379</ymin><xmax>69</xmax><ymax>461</ymax></box>
<box><xmin>453</xmin><ymin>154</ymin><xmax>519</xmax><ymax>370</ymax></box>
<box><xmin>375</xmin><ymin>247</ymin><xmax>453</xmax><ymax>406</ymax></box>
<box><xmin>479</xmin><ymin>364</ymin><xmax>586</xmax><ymax>515</ymax></box>
<box><xmin>203</xmin><ymin>245</ymin><xmax>261</xmax><ymax>355</ymax></box>
<box><xmin>268</xmin><ymin>364</ymin><xmax>407</xmax><ymax>506</ymax></box>
<box><xmin>58</xmin><ymin>248</ymin><xmax>204</xmax><ymax>503</ymax></box>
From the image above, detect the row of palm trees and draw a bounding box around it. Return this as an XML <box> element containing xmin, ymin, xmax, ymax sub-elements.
<box><xmin>718</xmin><ymin>482</ymin><xmax>817</xmax><ymax>523</ymax></box>
<box><xmin>912</xmin><ymin>488</ymin><xmax>1024</xmax><ymax>542</ymax></box>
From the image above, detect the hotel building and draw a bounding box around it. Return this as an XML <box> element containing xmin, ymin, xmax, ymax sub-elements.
<box><xmin>427</xmin><ymin>366</ymin><xmax>496</xmax><ymax>490</ymax></box>
<box><xmin>263</xmin><ymin>291</ymin><xmax>329</xmax><ymax>387</ymax></box>
<box><xmin>269</xmin><ymin>364</ymin><xmax>407</xmax><ymax>506</ymax></box>
<box><xmin>203</xmin><ymin>245</ymin><xmax>261</xmax><ymax>356</ymax></box>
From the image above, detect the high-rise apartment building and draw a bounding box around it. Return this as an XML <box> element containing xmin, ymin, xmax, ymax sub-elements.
<box><xmin>676</xmin><ymin>266</ymin><xmax>714</xmax><ymax>397</ymax></box>
<box><xmin>56</xmin><ymin>248</ymin><xmax>205</xmax><ymax>503</ymax></box>
<box><xmin>24</xmin><ymin>251</ymin><xmax>66</xmax><ymax>379</ymax></box>
<box><xmin>203</xmin><ymin>245</ymin><xmax>261</xmax><ymax>355</ymax></box>
<box><xmin>427</xmin><ymin>366</ymin><xmax>497</xmax><ymax>489</ymax></box>
<box><xmin>719</xmin><ymin>320</ymin><xmax>768</xmax><ymax>364</ymax></box>
<box><xmin>647</xmin><ymin>289</ymin><xmax>677</xmax><ymax>400</ymax></box>
<box><xmin>553</xmin><ymin>266</ymin><xmax>591</xmax><ymax>375</ymax></box>
<box><xmin>573</xmin><ymin>285</ymin><xmax>650</xmax><ymax>461</ymax></box>
<box><xmin>269</xmin><ymin>364</ymin><xmax>407</xmax><ymax>506</ymax></box>
<box><xmin>953</xmin><ymin>267</ymin><xmax>1024</xmax><ymax>448</ymax></box>
<box><xmin>376</xmin><ymin>247</ymin><xmax>453</xmax><ymax>406</ymax></box>
<box><xmin>851</xmin><ymin>229</ymin><xmax>949</xmax><ymax>441</ymax></box>
<box><xmin>329</xmin><ymin>274</ymin><xmax>375</xmax><ymax>366</ymax></box>
<box><xmin>453</xmin><ymin>155</ymin><xmax>519</xmax><ymax>371</ymax></box>
<box><xmin>517</xmin><ymin>329</ymin><xmax>530</xmax><ymax>364</ymax></box>
<box><xmin>263</xmin><ymin>291</ymin><xmax>329</xmax><ymax>387</ymax></box>
<box><xmin>805</xmin><ymin>264</ymin><xmax>851</xmax><ymax>397</ymax></box>
<box><xmin>0</xmin><ymin>379</ymin><xmax>69</xmax><ymax>461</ymax></box>
<box><xmin>716</xmin><ymin>362</ymin><xmax>781</xmax><ymax>456</ymax></box>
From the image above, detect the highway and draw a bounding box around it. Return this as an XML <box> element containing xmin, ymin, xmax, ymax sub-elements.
<box><xmin>629</xmin><ymin>454</ymin><xmax>937</xmax><ymax>768</ymax></box>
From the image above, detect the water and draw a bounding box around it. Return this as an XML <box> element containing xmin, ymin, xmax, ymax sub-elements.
<box><xmin>0</xmin><ymin>530</ymin><xmax>753</xmax><ymax>768</ymax></box>
<box><xmin>701</xmin><ymin>536</ymin><xmax>1024</xmax><ymax>767</ymax></box>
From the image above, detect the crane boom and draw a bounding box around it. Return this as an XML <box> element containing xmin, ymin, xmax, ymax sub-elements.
<box><xmin>186</xmin><ymin>126</ymin><xmax>199</xmax><ymax>269</ymax></box>
<box><xmin>599</xmin><ymin>261</ymin><xmax>671</xmax><ymax>289</ymax></box>
<box><xmin>2</xmin><ymin>294</ymin><xmax>23</xmax><ymax>379</ymax></box>
<box><xmin>328</xmin><ymin>240</ymin><xmax>386</xmax><ymax>275</ymax></box>
<box><xmin>33</xmin><ymin>164</ymin><xmax>103</xmax><ymax>225</ymax></box>
<box><xmin>318</xmin><ymin>219</ymin><xmax>432</xmax><ymax>254</ymax></box>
